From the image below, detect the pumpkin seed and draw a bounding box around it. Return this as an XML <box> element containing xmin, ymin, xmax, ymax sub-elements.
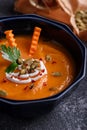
<box><xmin>24</xmin><ymin>58</ymin><xmax>33</xmax><ymax>66</ymax></box>
<box><xmin>0</xmin><ymin>90</ymin><xmax>7</xmax><ymax>97</ymax></box>
<box><xmin>49</xmin><ymin>87</ymin><xmax>58</xmax><ymax>91</ymax></box>
<box><xmin>20</xmin><ymin>69</ymin><xmax>26</xmax><ymax>74</ymax></box>
<box><xmin>82</xmin><ymin>18</ymin><xmax>87</xmax><ymax>24</ymax></box>
<box><xmin>33</xmin><ymin>60</ymin><xmax>40</xmax><ymax>67</ymax></box>
<box><xmin>75</xmin><ymin>10</ymin><xmax>87</xmax><ymax>31</ymax></box>
<box><xmin>30</xmin><ymin>60</ymin><xmax>40</xmax><ymax>70</ymax></box>
<box><xmin>78</xmin><ymin>26</ymin><xmax>86</xmax><ymax>31</ymax></box>
<box><xmin>52</xmin><ymin>72</ymin><xmax>61</xmax><ymax>77</ymax></box>
<box><xmin>17</xmin><ymin>57</ymin><xmax>23</xmax><ymax>64</ymax></box>
<box><xmin>45</xmin><ymin>55</ymin><xmax>52</xmax><ymax>62</ymax></box>
<box><xmin>26</xmin><ymin>66</ymin><xmax>30</xmax><ymax>71</ymax></box>
<box><xmin>30</xmin><ymin>64</ymin><xmax>36</xmax><ymax>70</ymax></box>
<box><xmin>75</xmin><ymin>18</ymin><xmax>82</xmax><ymax>24</ymax></box>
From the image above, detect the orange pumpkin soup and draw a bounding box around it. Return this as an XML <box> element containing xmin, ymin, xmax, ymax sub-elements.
<box><xmin>0</xmin><ymin>34</ymin><xmax>75</xmax><ymax>100</ymax></box>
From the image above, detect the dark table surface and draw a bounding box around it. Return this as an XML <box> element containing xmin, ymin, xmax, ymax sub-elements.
<box><xmin>0</xmin><ymin>1</ymin><xmax>87</xmax><ymax>130</ymax></box>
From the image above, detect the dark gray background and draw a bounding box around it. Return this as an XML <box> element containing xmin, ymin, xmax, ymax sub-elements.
<box><xmin>0</xmin><ymin>0</ymin><xmax>87</xmax><ymax>130</ymax></box>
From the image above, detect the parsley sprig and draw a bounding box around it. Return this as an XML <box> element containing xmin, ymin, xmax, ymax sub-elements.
<box><xmin>0</xmin><ymin>45</ymin><xmax>21</xmax><ymax>73</ymax></box>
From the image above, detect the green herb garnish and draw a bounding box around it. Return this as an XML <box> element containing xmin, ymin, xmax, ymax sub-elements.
<box><xmin>6</xmin><ymin>62</ymin><xmax>18</xmax><ymax>73</ymax></box>
<box><xmin>0</xmin><ymin>45</ymin><xmax>20</xmax><ymax>62</ymax></box>
<box><xmin>0</xmin><ymin>45</ymin><xmax>20</xmax><ymax>73</ymax></box>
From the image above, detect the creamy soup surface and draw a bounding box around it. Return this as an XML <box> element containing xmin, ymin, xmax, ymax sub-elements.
<box><xmin>0</xmin><ymin>35</ymin><xmax>76</xmax><ymax>100</ymax></box>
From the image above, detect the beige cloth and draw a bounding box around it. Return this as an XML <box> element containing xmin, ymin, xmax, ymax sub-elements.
<box><xmin>57</xmin><ymin>0</ymin><xmax>87</xmax><ymax>41</ymax></box>
<box><xmin>14</xmin><ymin>0</ymin><xmax>87</xmax><ymax>41</ymax></box>
<box><xmin>14</xmin><ymin>0</ymin><xmax>70</xmax><ymax>25</ymax></box>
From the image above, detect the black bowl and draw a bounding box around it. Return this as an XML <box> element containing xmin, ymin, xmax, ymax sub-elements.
<box><xmin>0</xmin><ymin>15</ymin><xmax>86</xmax><ymax>117</ymax></box>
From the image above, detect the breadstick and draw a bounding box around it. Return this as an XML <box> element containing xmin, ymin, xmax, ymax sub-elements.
<box><xmin>29</xmin><ymin>27</ymin><xmax>42</xmax><ymax>57</ymax></box>
<box><xmin>4</xmin><ymin>30</ymin><xmax>17</xmax><ymax>47</ymax></box>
